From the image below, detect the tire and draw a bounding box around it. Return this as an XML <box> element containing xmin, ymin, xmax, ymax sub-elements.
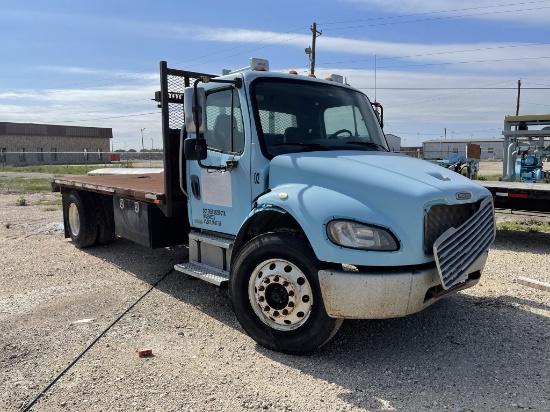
<box><xmin>66</xmin><ymin>190</ymin><xmax>98</xmax><ymax>248</ymax></box>
<box><xmin>94</xmin><ymin>194</ymin><xmax>115</xmax><ymax>245</ymax></box>
<box><xmin>229</xmin><ymin>232</ymin><xmax>343</xmax><ymax>354</ymax></box>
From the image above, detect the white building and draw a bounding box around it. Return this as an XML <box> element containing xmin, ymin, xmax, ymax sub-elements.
<box><xmin>423</xmin><ymin>138</ymin><xmax>504</xmax><ymax>160</ymax></box>
<box><xmin>385</xmin><ymin>133</ymin><xmax>402</xmax><ymax>152</ymax></box>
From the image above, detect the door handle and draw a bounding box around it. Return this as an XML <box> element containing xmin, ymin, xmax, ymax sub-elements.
<box><xmin>191</xmin><ymin>175</ymin><xmax>200</xmax><ymax>200</ymax></box>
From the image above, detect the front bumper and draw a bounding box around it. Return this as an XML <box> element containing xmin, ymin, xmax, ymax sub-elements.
<box><xmin>318</xmin><ymin>252</ymin><xmax>488</xmax><ymax>319</ymax></box>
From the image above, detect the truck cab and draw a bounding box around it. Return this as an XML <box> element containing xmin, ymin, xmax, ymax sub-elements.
<box><xmin>176</xmin><ymin>59</ymin><xmax>495</xmax><ymax>353</ymax></box>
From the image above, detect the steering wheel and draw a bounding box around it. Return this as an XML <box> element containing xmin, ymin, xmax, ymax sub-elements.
<box><xmin>328</xmin><ymin>129</ymin><xmax>353</xmax><ymax>139</ymax></box>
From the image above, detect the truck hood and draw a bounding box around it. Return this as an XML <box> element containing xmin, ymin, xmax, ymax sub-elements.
<box><xmin>269</xmin><ymin>151</ymin><xmax>489</xmax><ymax>204</ymax></box>
<box><xmin>264</xmin><ymin>150</ymin><xmax>491</xmax><ymax>266</ymax></box>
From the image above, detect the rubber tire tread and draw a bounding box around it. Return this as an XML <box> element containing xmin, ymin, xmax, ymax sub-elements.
<box><xmin>67</xmin><ymin>190</ymin><xmax>98</xmax><ymax>248</ymax></box>
<box><xmin>94</xmin><ymin>194</ymin><xmax>116</xmax><ymax>245</ymax></box>
<box><xmin>229</xmin><ymin>232</ymin><xmax>343</xmax><ymax>355</ymax></box>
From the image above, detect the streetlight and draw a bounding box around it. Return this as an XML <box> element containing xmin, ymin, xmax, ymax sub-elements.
<box><xmin>150</xmin><ymin>138</ymin><xmax>153</xmax><ymax>167</ymax></box>
<box><xmin>141</xmin><ymin>128</ymin><xmax>146</xmax><ymax>151</ymax></box>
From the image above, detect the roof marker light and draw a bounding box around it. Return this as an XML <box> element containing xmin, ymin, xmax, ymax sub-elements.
<box><xmin>289</xmin><ymin>70</ymin><xmax>298</xmax><ymax>75</ymax></box>
<box><xmin>250</xmin><ymin>58</ymin><xmax>269</xmax><ymax>71</ymax></box>
<box><xmin>331</xmin><ymin>74</ymin><xmax>344</xmax><ymax>84</ymax></box>
<box><xmin>222</xmin><ymin>58</ymin><xmax>270</xmax><ymax>75</ymax></box>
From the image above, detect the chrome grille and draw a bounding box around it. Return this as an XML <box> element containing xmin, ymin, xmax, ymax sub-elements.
<box><xmin>424</xmin><ymin>202</ymin><xmax>480</xmax><ymax>253</ymax></box>
<box><xmin>433</xmin><ymin>196</ymin><xmax>495</xmax><ymax>290</ymax></box>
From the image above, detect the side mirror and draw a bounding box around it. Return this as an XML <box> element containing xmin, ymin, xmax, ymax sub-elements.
<box><xmin>371</xmin><ymin>101</ymin><xmax>384</xmax><ymax>129</ymax></box>
<box><xmin>184</xmin><ymin>138</ymin><xmax>207</xmax><ymax>161</ymax></box>
<box><xmin>184</xmin><ymin>87</ymin><xmax>206</xmax><ymax>134</ymax></box>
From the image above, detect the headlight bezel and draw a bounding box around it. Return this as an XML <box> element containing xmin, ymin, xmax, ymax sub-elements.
<box><xmin>326</xmin><ymin>219</ymin><xmax>400</xmax><ymax>251</ymax></box>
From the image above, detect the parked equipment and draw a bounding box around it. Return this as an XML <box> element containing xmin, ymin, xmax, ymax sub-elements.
<box><xmin>432</xmin><ymin>144</ymin><xmax>480</xmax><ymax>180</ymax></box>
<box><xmin>501</xmin><ymin>115</ymin><xmax>550</xmax><ymax>182</ymax></box>
<box><xmin>478</xmin><ymin>114</ymin><xmax>550</xmax><ymax>212</ymax></box>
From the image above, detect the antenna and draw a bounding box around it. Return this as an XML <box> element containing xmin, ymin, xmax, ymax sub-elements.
<box><xmin>374</xmin><ymin>54</ymin><xmax>377</xmax><ymax>103</ymax></box>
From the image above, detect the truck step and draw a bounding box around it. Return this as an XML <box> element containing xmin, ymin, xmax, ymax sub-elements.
<box><xmin>188</xmin><ymin>231</ymin><xmax>234</xmax><ymax>249</ymax></box>
<box><xmin>174</xmin><ymin>261</ymin><xmax>229</xmax><ymax>286</ymax></box>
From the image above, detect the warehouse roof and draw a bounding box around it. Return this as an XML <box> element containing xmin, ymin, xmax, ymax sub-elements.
<box><xmin>424</xmin><ymin>138</ymin><xmax>503</xmax><ymax>143</ymax></box>
<box><xmin>0</xmin><ymin>122</ymin><xmax>112</xmax><ymax>139</ymax></box>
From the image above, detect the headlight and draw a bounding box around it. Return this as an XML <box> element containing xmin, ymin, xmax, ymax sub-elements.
<box><xmin>327</xmin><ymin>220</ymin><xmax>399</xmax><ymax>251</ymax></box>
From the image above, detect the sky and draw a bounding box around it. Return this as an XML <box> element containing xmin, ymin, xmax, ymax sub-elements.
<box><xmin>1</xmin><ymin>0</ymin><xmax>549</xmax><ymax>150</ymax></box>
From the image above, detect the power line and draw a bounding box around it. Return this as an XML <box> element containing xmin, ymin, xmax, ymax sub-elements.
<box><xmin>60</xmin><ymin>112</ymin><xmax>158</xmax><ymax>123</ymax></box>
<box><xmin>358</xmin><ymin>87</ymin><xmax>550</xmax><ymax>90</ymax></box>
<box><xmin>351</xmin><ymin>55</ymin><xmax>550</xmax><ymax>71</ymax></box>
<box><xmin>321</xmin><ymin>42</ymin><xmax>550</xmax><ymax>66</ymax></box>
<box><xmin>319</xmin><ymin>0</ymin><xmax>550</xmax><ymax>26</ymax></box>
<box><xmin>321</xmin><ymin>3</ymin><xmax>550</xmax><ymax>31</ymax></box>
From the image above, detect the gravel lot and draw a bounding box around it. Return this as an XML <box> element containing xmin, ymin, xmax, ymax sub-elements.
<box><xmin>1</xmin><ymin>182</ymin><xmax>549</xmax><ymax>411</ymax></box>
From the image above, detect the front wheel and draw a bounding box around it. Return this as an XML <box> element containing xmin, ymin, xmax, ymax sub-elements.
<box><xmin>229</xmin><ymin>232</ymin><xmax>342</xmax><ymax>354</ymax></box>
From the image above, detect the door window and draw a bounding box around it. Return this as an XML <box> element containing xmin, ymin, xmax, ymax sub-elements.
<box><xmin>204</xmin><ymin>88</ymin><xmax>244</xmax><ymax>153</ymax></box>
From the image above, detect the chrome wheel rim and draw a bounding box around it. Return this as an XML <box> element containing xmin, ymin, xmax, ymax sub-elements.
<box><xmin>248</xmin><ymin>259</ymin><xmax>313</xmax><ymax>331</ymax></box>
<box><xmin>68</xmin><ymin>203</ymin><xmax>81</xmax><ymax>237</ymax></box>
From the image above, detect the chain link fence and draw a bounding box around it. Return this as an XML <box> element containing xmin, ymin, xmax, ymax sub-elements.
<box><xmin>0</xmin><ymin>150</ymin><xmax>165</xmax><ymax>168</ymax></box>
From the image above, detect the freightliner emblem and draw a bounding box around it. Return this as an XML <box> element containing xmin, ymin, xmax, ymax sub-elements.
<box><xmin>456</xmin><ymin>191</ymin><xmax>472</xmax><ymax>200</ymax></box>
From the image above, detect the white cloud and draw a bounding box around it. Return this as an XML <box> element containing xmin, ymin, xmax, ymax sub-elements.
<box><xmin>172</xmin><ymin>26</ymin><xmax>550</xmax><ymax>76</ymax></box>
<box><xmin>311</xmin><ymin>66</ymin><xmax>540</xmax><ymax>140</ymax></box>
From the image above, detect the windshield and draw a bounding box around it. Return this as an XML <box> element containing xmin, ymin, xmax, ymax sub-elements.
<box><xmin>252</xmin><ymin>78</ymin><xmax>388</xmax><ymax>158</ymax></box>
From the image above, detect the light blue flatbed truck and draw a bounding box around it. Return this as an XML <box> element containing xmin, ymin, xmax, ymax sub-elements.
<box><xmin>51</xmin><ymin>59</ymin><xmax>496</xmax><ymax>354</ymax></box>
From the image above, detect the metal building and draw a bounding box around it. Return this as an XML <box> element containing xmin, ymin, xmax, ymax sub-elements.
<box><xmin>0</xmin><ymin>122</ymin><xmax>112</xmax><ymax>166</ymax></box>
<box><xmin>385</xmin><ymin>133</ymin><xmax>402</xmax><ymax>152</ymax></box>
<box><xmin>422</xmin><ymin>138</ymin><xmax>505</xmax><ymax>160</ymax></box>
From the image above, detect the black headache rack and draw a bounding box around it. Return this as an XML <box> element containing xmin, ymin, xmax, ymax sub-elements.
<box><xmin>154</xmin><ymin>61</ymin><xmax>215</xmax><ymax>216</ymax></box>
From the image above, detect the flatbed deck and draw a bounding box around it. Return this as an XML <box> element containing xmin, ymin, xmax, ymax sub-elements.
<box><xmin>51</xmin><ymin>173</ymin><xmax>166</xmax><ymax>204</ymax></box>
<box><xmin>478</xmin><ymin>180</ymin><xmax>550</xmax><ymax>212</ymax></box>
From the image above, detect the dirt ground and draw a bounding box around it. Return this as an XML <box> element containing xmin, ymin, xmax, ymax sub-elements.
<box><xmin>1</xmin><ymin>186</ymin><xmax>549</xmax><ymax>411</ymax></box>
<box><xmin>477</xmin><ymin>160</ymin><xmax>503</xmax><ymax>177</ymax></box>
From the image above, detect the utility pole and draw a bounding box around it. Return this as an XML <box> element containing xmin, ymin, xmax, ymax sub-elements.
<box><xmin>309</xmin><ymin>22</ymin><xmax>322</xmax><ymax>75</ymax></box>
<box><xmin>515</xmin><ymin>79</ymin><xmax>521</xmax><ymax>116</ymax></box>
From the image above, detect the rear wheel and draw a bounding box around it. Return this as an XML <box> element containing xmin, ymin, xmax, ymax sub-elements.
<box><xmin>66</xmin><ymin>190</ymin><xmax>98</xmax><ymax>248</ymax></box>
<box><xmin>229</xmin><ymin>232</ymin><xmax>343</xmax><ymax>354</ymax></box>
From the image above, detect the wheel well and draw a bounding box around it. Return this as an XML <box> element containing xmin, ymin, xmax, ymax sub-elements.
<box><xmin>232</xmin><ymin>210</ymin><xmax>305</xmax><ymax>263</ymax></box>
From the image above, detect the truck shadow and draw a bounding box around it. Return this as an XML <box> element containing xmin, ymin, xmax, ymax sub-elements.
<box><xmin>83</xmin><ymin>236</ymin><xmax>549</xmax><ymax>410</ymax></box>
<box><xmin>260</xmin><ymin>293</ymin><xmax>550</xmax><ymax>410</ymax></box>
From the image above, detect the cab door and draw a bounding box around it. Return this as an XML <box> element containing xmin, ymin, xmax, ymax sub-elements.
<box><xmin>187</xmin><ymin>86</ymin><xmax>251</xmax><ymax>236</ymax></box>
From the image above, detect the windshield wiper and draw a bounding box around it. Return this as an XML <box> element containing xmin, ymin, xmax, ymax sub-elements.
<box><xmin>346</xmin><ymin>141</ymin><xmax>388</xmax><ymax>151</ymax></box>
<box><xmin>274</xmin><ymin>143</ymin><xmax>334</xmax><ymax>151</ymax></box>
